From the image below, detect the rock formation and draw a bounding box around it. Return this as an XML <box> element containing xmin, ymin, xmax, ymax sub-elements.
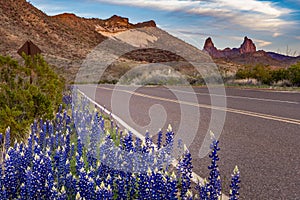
<box><xmin>203</xmin><ymin>37</ymin><xmax>219</xmax><ymax>57</ymax></box>
<box><xmin>203</xmin><ymin>36</ymin><xmax>256</xmax><ymax>58</ymax></box>
<box><xmin>239</xmin><ymin>36</ymin><xmax>256</xmax><ymax>54</ymax></box>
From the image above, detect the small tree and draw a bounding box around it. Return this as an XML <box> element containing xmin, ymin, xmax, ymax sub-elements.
<box><xmin>287</xmin><ymin>63</ymin><xmax>300</xmax><ymax>86</ymax></box>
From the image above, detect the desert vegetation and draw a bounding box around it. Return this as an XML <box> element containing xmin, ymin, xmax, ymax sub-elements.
<box><xmin>234</xmin><ymin>62</ymin><xmax>300</xmax><ymax>86</ymax></box>
<box><xmin>0</xmin><ymin>55</ymin><xmax>65</xmax><ymax>141</ymax></box>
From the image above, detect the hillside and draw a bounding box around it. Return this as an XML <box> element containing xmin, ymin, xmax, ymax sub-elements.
<box><xmin>0</xmin><ymin>0</ymin><xmax>156</xmax><ymax>83</ymax></box>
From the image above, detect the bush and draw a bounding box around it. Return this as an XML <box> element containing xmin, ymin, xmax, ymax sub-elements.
<box><xmin>287</xmin><ymin>62</ymin><xmax>300</xmax><ymax>86</ymax></box>
<box><xmin>235</xmin><ymin>63</ymin><xmax>300</xmax><ymax>87</ymax></box>
<box><xmin>0</xmin><ymin>55</ymin><xmax>65</xmax><ymax>141</ymax></box>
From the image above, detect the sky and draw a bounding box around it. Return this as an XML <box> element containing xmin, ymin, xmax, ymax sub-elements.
<box><xmin>29</xmin><ymin>0</ymin><xmax>300</xmax><ymax>56</ymax></box>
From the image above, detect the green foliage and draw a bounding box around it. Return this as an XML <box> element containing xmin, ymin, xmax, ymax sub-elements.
<box><xmin>0</xmin><ymin>54</ymin><xmax>65</xmax><ymax>141</ymax></box>
<box><xmin>251</xmin><ymin>65</ymin><xmax>270</xmax><ymax>84</ymax></box>
<box><xmin>235</xmin><ymin>63</ymin><xmax>300</xmax><ymax>86</ymax></box>
<box><xmin>270</xmin><ymin>68</ymin><xmax>288</xmax><ymax>83</ymax></box>
<box><xmin>235</xmin><ymin>68</ymin><xmax>252</xmax><ymax>80</ymax></box>
<box><xmin>287</xmin><ymin>62</ymin><xmax>300</xmax><ymax>86</ymax></box>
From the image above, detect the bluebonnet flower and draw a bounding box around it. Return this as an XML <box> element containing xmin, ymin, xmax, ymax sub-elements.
<box><xmin>78</xmin><ymin>168</ymin><xmax>89</xmax><ymax>198</ymax></box>
<box><xmin>87</xmin><ymin>177</ymin><xmax>95</xmax><ymax>199</ymax></box>
<box><xmin>57</xmin><ymin>147</ymin><xmax>67</xmax><ymax>188</ymax></box>
<box><xmin>123</xmin><ymin>131</ymin><xmax>134</xmax><ymax>152</ymax></box>
<box><xmin>46</xmin><ymin>173</ymin><xmax>55</xmax><ymax>198</ymax></box>
<box><xmin>166</xmin><ymin>172</ymin><xmax>178</xmax><ymax>200</ymax></box>
<box><xmin>32</xmin><ymin>154</ymin><xmax>45</xmax><ymax>198</ymax></box>
<box><xmin>178</xmin><ymin>145</ymin><xmax>193</xmax><ymax>199</ymax></box>
<box><xmin>230</xmin><ymin>166</ymin><xmax>241</xmax><ymax>200</ymax></box>
<box><xmin>150</xmin><ymin>168</ymin><xmax>165</xmax><ymax>199</ymax></box>
<box><xmin>50</xmin><ymin>186</ymin><xmax>59</xmax><ymax>199</ymax></box>
<box><xmin>76</xmin><ymin>153</ymin><xmax>85</xmax><ymax>176</ymax></box>
<box><xmin>64</xmin><ymin>173</ymin><xmax>74</xmax><ymax>197</ymax></box>
<box><xmin>128</xmin><ymin>173</ymin><xmax>137</xmax><ymax>199</ymax></box>
<box><xmin>157</xmin><ymin>129</ymin><xmax>163</xmax><ymax>150</ymax></box>
<box><xmin>20</xmin><ymin>183</ymin><xmax>27</xmax><ymax>199</ymax></box>
<box><xmin>96</xmin><ymin>182</ymin><xmax>112</xmax><ymax>200</ymax></box>
<box><xmin>145</xmin><ymin>131</ymin><xmax>153</xmax><ymax>153</ymax></box>
<box><xmin>77</xmin><ymin>136</ymin><xmax>83</xmax><ymax>158</ymax></box>
<box><xmin>75</xmin><ymin>192</ymin><xmax>82</xmax><ymax>200</ymax></box>
<box><xmin>48</xmin><ymin>122</ymin><xmax>54</xmax><ymax>137</ymax></box>
<box><xmin>196</xmin><ymin>178</ymin><xmax>209</xmax><ymax>200</ymax></box>
<box><xmin>4</xmin><ymin>127</ymin><xmax>10</xmax><ymax>152</ymax></box>
<box><xmin>31</xmin><ymin>120</ymin><xmax>38</xmax><ymax>135</ymax></box>
<box><xmin>4</xmin><ymin>148</ymin><xmax>18</xmax><ymax>199</ymax></box>
<box><xmin>207</xmin><ymin>137</ymin><xmax>222</xmax><ymax>199</ymax></box>
<box><xmin>58</xmin><ymin>186</ymin><xmax>67</xmax><ymax>200</ymax></box>
<box><xmin>115</xmin><ymin>174</ymin><xmax>126</xmax><ymax>199</ymax></box>
<box><xmin>62</xmin><ymin>94</ymin><xmax>72</xmax><ymax>106</ymax></box>
<box><xmin>25</xmin><ymin>168</ymin><xmax>35</xmax><ymax>198</ymax></box>
<box><xmin>135</xmin><ymin>138</ymin><xmax>142</xmax><ymax>152</ymax></box>
<box><xmin>165</xmin><ymin>125</ymin><xmax>174</xmax><ymax>157</ymax></box>
<box><xmin>138</xmin><ymin>172</ymin><xmax>150</xmax><ymax>199</ymax></box>
<box><xmin>39</xmin><ymin>122</ymin><xmax>47</xmax><ymax>149</ymax></box>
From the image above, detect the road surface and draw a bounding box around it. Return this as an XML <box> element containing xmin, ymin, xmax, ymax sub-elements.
<box><xmin>79</xmin><ymin>84</ymin><xmax>300</xmax><ymax>199</ymax></box>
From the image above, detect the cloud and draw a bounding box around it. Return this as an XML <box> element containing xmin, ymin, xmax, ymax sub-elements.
<box><xmin>254</xmin><ymin>39</ymin><xmax>272</xmax><ymax>47</ymax></box>
<box><xmin>295</xmin><ymin>36</ymin><xmax>300</xmax><ymax>40</ymax></box>
<box><xmin>272</xmin><ymin>32</ymin><xmax>282</xmax><ymax>37</ymax></box>
<box><xmin>93</xmin><ymin>0</ymin><xmax>295</xmax><ymax>32</ymax></box>
<box><xmin>227</xmin><ymin>36</ymin><xmax>271</xmax><ymax>47</ymax></box>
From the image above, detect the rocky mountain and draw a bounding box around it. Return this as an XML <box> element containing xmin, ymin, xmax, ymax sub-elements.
<box><xmin>204</xmin><ymin>36</ymin><xmax>256</xmax><ymax>58</ymax></box>
<box><xmin>203</xmin><ymin>37</ymin><xmax>300</xmax><ymax>68</ymax></box>
<box><xmin>239</xmin><ymin>37</ymin><xmax>256</xmax><ymax>54</ymax></box>
<box><xmin>0</xmin><ymin>0</ymin><xmax>158</xmax><ymax>82</ymax></box>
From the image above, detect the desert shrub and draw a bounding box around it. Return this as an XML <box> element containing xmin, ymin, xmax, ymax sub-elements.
<box><xmin>235</xmin><ymin>68</ymin><xmax>252</xmax><ymax>80</ymax></box>
<box><xmin>0</xmin><ymin>55</ymin><xmax>65</xmax><ymax>141</ymax></box>
<box><xmin>251</xmin><ymin>65</ymin><xmax>272</xmax><ymax>84</ymax></box>
<box><xmin>287</xmin><ymin>62</ymin><xmax>300</xmax><ymax>86</ymax></box>
<box><xmin>270</xmin><ymin>68</ymin><xmax>288</xmax><ymax>83</ymax></box>
<box><xmin>235</xmin><ymin>63</ymin><xmax>300</xmax><ymax>86</ymax></box>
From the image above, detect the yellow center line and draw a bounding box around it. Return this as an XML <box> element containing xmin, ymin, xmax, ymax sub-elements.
<box><xmin>97</xmin><ymin>86</ymin><xmax>300</xmax><ymax>125</ymax></box>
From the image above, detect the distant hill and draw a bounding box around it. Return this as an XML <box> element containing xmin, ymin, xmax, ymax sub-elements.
<box><xmin>203</xmin><ymin>37</ymin><xmax>300</xmax><ymax>70</ymax></box>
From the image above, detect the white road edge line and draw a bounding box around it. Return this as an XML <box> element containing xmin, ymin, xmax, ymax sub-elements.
<box><xmin>78</xmin><ymin>89</ymin><xmax>230</xmax><ymax>200</ymax></box>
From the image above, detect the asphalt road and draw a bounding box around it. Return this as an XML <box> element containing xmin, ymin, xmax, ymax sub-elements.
<box><xmin>79</xmin><ymin>85</ymin><xmax>300</xmax><ymax>199</ymax></box>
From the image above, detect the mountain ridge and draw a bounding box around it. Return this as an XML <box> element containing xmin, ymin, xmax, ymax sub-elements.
<box><xmin>0</xmin><ymin>0</ymin><xmax>158</xmax><ymax>82</ymax></box>
<box><xmin>203</xmin><ymin>36</ymin><xmax>300</xmax><ymax>68</ymax></box>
